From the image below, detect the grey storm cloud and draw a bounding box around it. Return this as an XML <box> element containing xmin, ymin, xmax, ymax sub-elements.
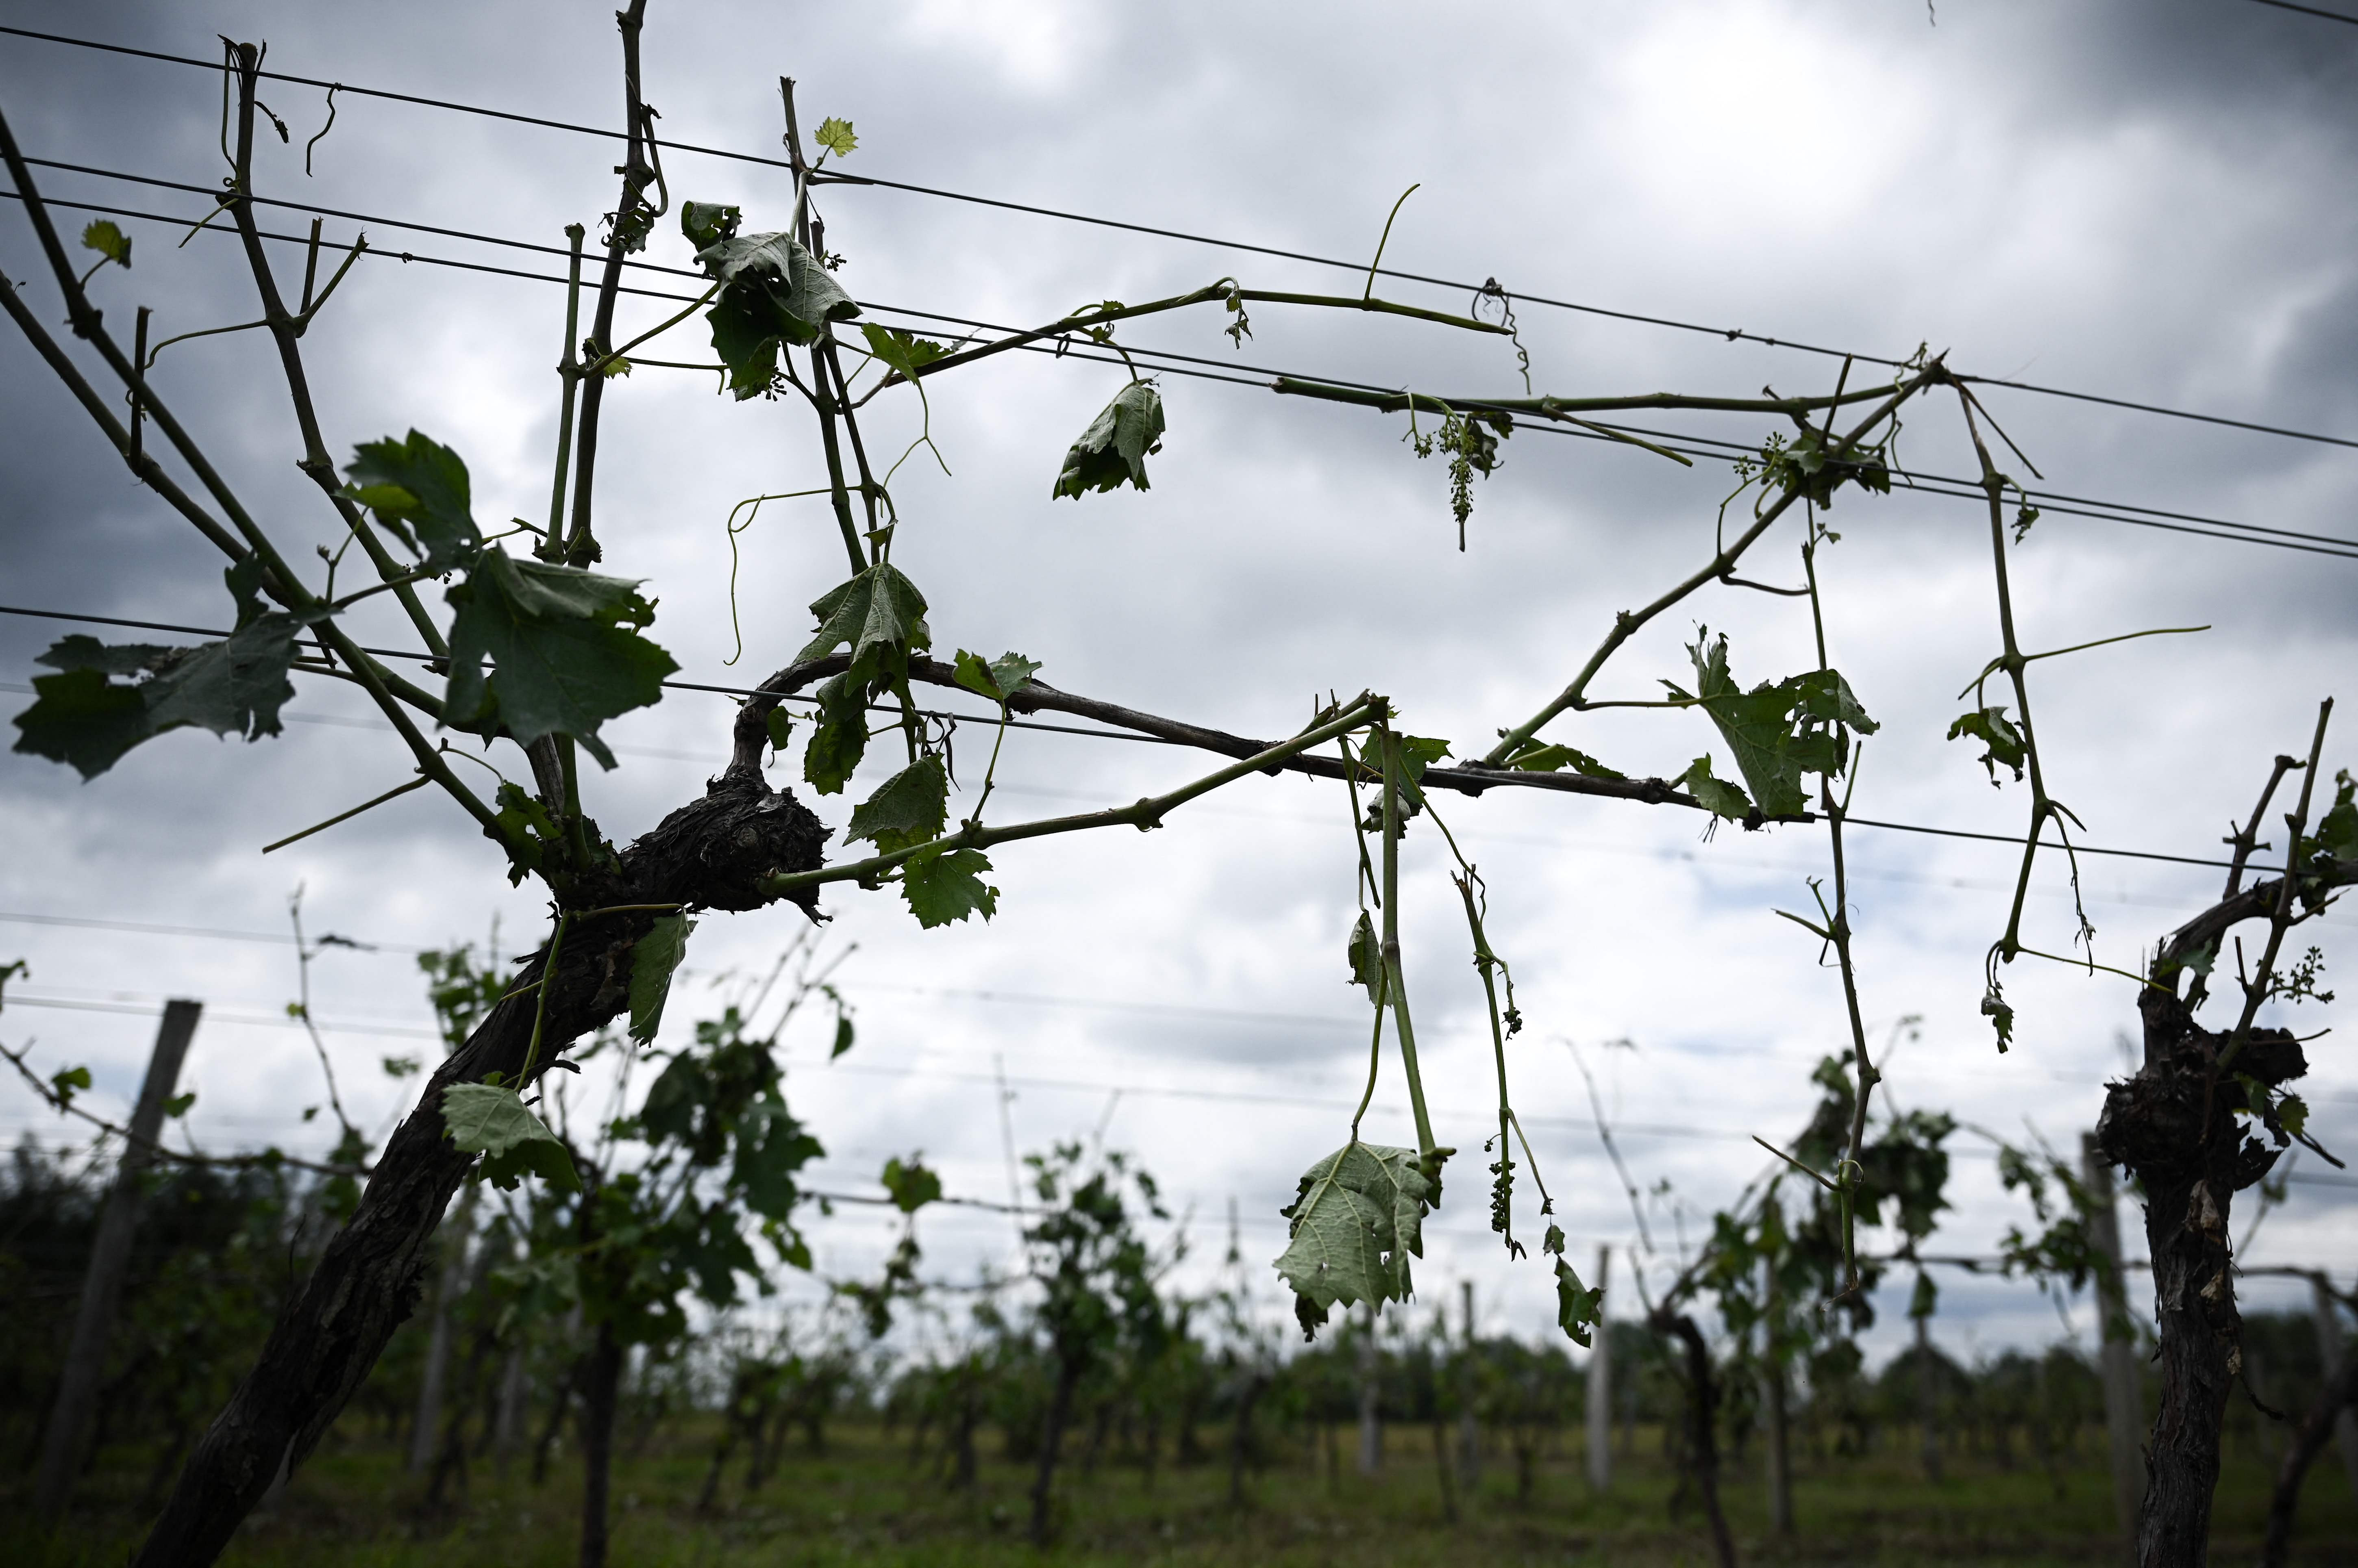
<box><xmin>2</xmin><ymin>0</ymin><xmax>2355</xmax><ymax>1356</ymax></box>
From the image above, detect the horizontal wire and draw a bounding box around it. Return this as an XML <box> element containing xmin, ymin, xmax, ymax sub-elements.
<box><xmin>10</xmin><ymin>178</ymin><xmax>2355</xmax><ymax>563</ymax></box>
<box><xmin>7</xmin><ymin>24</ymin><xmax>2358</xmax><ymax>454</ymax></box>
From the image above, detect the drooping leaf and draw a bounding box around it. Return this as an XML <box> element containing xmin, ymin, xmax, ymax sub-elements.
<box><xmin>1982</xmin><ymin>986</ymin><xmax>2015</xmax><ymax>1053</ymax></box>
<box><xmin>951</xmin><ymin>647</ymin><xmax>1041</xmax><ymax>705</ymax></box>
<box><xmin>814</xmin><ymin>117</ymin><xmax>858</xmax><ymax>158</ymax></box>
<box><xmin>2310</xmin><ymin>770</ymin><xmax>2358</xmax><ymax>862</ymax></box>
<box><xmin>1553</xmin><ymin>1255</ymin><xmax>1604</xmax><ymax>1347</ymax></box>
<box><xmin>830</xmin><ymin>1012</ymin><xmax>856</xmax><ymax>1060</ymax></box>
<box><xmin>341</xmin><ymin>431</ymin><xmax>483</xmax><ymax>573</ymax></box>
<box><xmin>1275</xmin><ymin>1142</ymin><xmax>1434</xmax><ymax>1317</ymax></box>
<box><xmin>442</xmin><ymin>1081</ymin><xmax>579</xmax><ymax>1192</ymax></box>
<box><xmin>901</xmin><ymin>846</ymin><xmax>998</xmax><ymax>928</ymax></box>
<box><xmin>49</xmin><ymin>1064</ymin><xmax>91</xmax><ymax>1106</ymax></box>
<box><xmin>1346</xmin><ymin>910</ymin><xmax>1383</xmax><ymax>1006</ymax></box>
<box><xmin>443</xmin><ymin>547</ymin><xmax>677</xmax><ymax>769</ymax></box>
<box><xmin>1053</xmin><ymin>380</ymin><xmax>1166</xmax><ymax>499</ymax></box>
<box><xmin>764</xmin><ymin>706</ymin><xmax>795</xmax><ymax>753</ymax></box>
<box><xmin>803</xmin><ymin>670</ymin><xmax>869</xmax><ymax>795</ymax></box>
<box><xmin>859</xmin><ymin>321</ymin><xmax>947</xmax><ymax>380</ymax></box>
<box><xmin>626</xmin><ymin>913</ymin><xmax>696</xmax><ymax>1046</ymax></box>
<box><xmin>882</xmin><ymin>1154</ymin><xmax>942</xmax><ymax>1213</ymax></box>
<box><xmin>1664</xmin><ymin>633</ymin><xmax>1873</xmax><ymax>817</ymax></box>
<box><xmin>1949</xmin><ymin>705</ymin><xmax>2026</xmax><ymax>785</ymax></box>
<box><xmin>796</xmin><ymin>562</ymin><xmax>932</xmax><ymax>686</ymax></box>
<box><xmin>224</xmin><ymin>558</ymin><xmax>269</xmax><ymax>628</ymax></box>
<box><xmin>1674</xmin><ymin>755</ymin><xmax>1753</xmax><ymax>822</ymax></box>
<box><xmin>691</xmin><ymin>225</ymin><xmax>861</xmax><ymax>399</ymax></box>
<box><xmin>80</xmin><ymin>219</ymin><xmax>131</xmax><ymax>270</ymax></box>
<box><xmin>1501</xmin><ymin>739</ymin><xmax>1627</xmax><ymax>780</ymax></box>
<box><xmin>847</xmin><ymin>754</ymin><xmax>948</xmax><ymax>854</ymax></box>
<box><xmin>680</xmin><ymin>200</ymin><xmax>740</xmax><ymax>252</ymax></box>
<box><xmin>13</xmin><ymin>619</ymin><xmax>305</xmax><ymax>780</ymax></box>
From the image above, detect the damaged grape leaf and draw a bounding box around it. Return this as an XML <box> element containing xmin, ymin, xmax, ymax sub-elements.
<box><xmin>796</xmin><ymin>562</ymin><xmax>931</xmax><ymax>687</ymax></box>
<box><xmin>1948</xmin><ymin>705</ymin><xmax>2027</xmax><ymax>785</ymax></box>
<box><xmin>341</xmin><ymin>430</ymin><xmax>483</xmax><ymax>573</ymax></box>
<box><xmin>1346</xmin><ymin>910</ymin><xmax>1383</xmax><ymax>1005</ymax></box>
<box><xmin>442</xmin><ymin>1081</ymin><xmax>579</xmax><ymax>1192</ymax></box>
<box><xmin>1501</xmin><ymin>739</ymin><xmax>1627</xmax><ymax>780</ymax></box>
<box><xmin>626</xmin><ymin>913</ymin><xmax>696</xmax><ymax>1046</ymax></box>
<box><xmin>1674</xmin><ymin>755</ymin><xmax>1754</xmax><ymax>822</ymax></box>
<box><xmin>685</xmin><ymin>205</ymin><xmax>861</xmax><ymax>399</ymax></box>
<box><xmin>13</xmin><ymin>617</ymin><xmax>307</xmax><ymax>780</ymax></box>
<box><xmin>901</xmin><ymin>846</ymin><xmax>998</xmax><ymax>928</ymax></box>
<box><xmin>1664</xmin><ymin>632</ymin><xmax>1875</xmax><ymax>818</ymax></box>
<box><xmin>1553</xmin><ymin>1255</ymin><xmax>1604</xmax><ymax>1347</ymax></box>
<box><xmin>1053</xmin><ymin>380</ymin><xmax>1166</xmax><ymax>499</ymax></box>
<box><xmin>951</xmin><ymin>648</ymin><xmax>1040</xmax><ymax>705</ymax></box>
<box><xmin>1274</xmin><ymin>1142</ymin><xmax>1433</xmax><ymax>1318</ymax></box>
<box><xmin>847</xmin><ymin>754</ymin><xmax>948</xmax><ymax>855</ymax></box>
<box><xmin>859</xmin><ymin>322</ymin><xmax>948</xmax><ymax>380</ymax></box>
<box><xmin>443</xmin><ymin>547</ymin><xmax>677</xmax><ymax>769</ymax></box>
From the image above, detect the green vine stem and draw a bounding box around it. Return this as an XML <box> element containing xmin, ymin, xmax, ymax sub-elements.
<box><xmin>1481</xmin><ymin>364</ymin><xmax>1943</xmax><ymax>767</ymax></box>
<box><xmin>1377</xmin><ymin>724</ymin><xmax>1440</xmax><ymax>1166</ymax></box>
<box><xmin>763</xmin><ymin>698</ymin><xmax>1381</xmax><ymax>901</ymax></box>
<box><xmin>2214</xmin><ymin>698</ymin><xmax>2333</xmax><ymax>1083</ymax></box>
<box><xmin>1956</xmin><ymin>386</ymin><xmax>2095</xmax><ymax>1028</ymax></box>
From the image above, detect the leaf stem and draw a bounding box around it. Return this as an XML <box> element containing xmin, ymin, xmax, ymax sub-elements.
<box><xmin>1379</xmin><ymin>724</ymin><xmax>1439</xmax><ymax>1162</ymax></box>
<box><xmin>261</xmin><ymin>773</ymin><xmax>430</xmax><ymax>853</ymax></box>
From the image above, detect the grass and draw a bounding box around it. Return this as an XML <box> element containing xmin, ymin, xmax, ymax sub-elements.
<box><xmin>18</xmin><ymin>1418</ymin><xmax>2357</xmax><ymax>1566</ymax></box>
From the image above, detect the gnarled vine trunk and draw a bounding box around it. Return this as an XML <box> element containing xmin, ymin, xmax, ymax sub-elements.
<box><xmin>130</xmin><ymin>774</ymin><xmax>823</xmax><ymax>1568</ymax></box>
<box><xmin>2098</xmin><ymin>966</ymin><xmax>2307</xmax><ymax>1568</ymax></box>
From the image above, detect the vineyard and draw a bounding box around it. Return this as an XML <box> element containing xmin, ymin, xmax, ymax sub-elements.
<box><xmin>3</xmin><ymin>4</ymin><xmax>2358</xmax><ymax>1565</ymax></box>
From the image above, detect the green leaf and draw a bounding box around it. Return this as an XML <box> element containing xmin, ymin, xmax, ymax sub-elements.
<box><xmin>1053</xmin><ymin>380</ymin><xmax>1166</xmax><ymax>499</ymax></box>
<box><xmin>680</xmin><ymin>201</ymin><xmax>740</xmax><ymax>252</ymax></box>
<box><xmin>442</xmin><ymin>1082</ymin><xmax>578</xmax><ymax>1192</ymax></box>
<box><xmin>802</xmin><ymin>671</ymin><xmax>869</xmax><ymax>795</ymax></box>
<box><xmin>1674</xmin><ymin>755</ymin><xmax>1753</xmax><ymax>821</ymax></box>
<box><xmin>859</xmin><ymin>322</ymin><xmax>947</xmax><ymax>380</ymax></box>
<box><xmin>764</xmin><ymin>706</ymin><xmax>795</xmax><ymax>754</ymax></box>
<box><xmin>1346</xmin><ymin>910</ymin><xmax>1383</xmax><ymax>1005</ymax></box>
<box><xmin>1982</xmin><ymin>986</ymin><xmax>2014</xmax><ymax>1053</ymax></box>
<box><xmin>2308</xmin><ymin>770</ymin><xmax>2358</xmax><ymax>861</ymax></box>
<box><xmin>1502</xmin><ymin>740</ymin><xmax>1627</xmax><ymax>780</ymax></box>
<box><xmin>80</xmin><ymin>219</ymin><xmax>131</xmax><ymax>270</ymax></box>
<box><xmin>1666</xmin><ymin>634</ymin><xmax>1872</xmax><ymax>818</ymax></box>
<box><xmin>692</xmin><ymin>227</ymin><xmax>861</xmax><ymax>400</ymax></box>
<box><xmin>848</xmin><ymin>754</ymin><xmax>948</xmax><ymax>854</ymax></box>
<box><xmin>1948</xmin><ymin>705</ymin><xmax>2027</xmax><ymax>785</ymax></box>
<box><xmin>901</xmin><ymin>847</ymin><xmax>998</xmax><ymax>928</ymax></box>
<box><xmin>2278</xmin><ymin>1092</ymin><xmax>2309</xmax><ymax>1140</ymax></box>
<box><xmin>49</xmin><ymin>1065</ymin><xmax>91</xmax><ymax>1106</ymax></box>
<box><xmin>1553</xmin><ymin>1256</ymin><xmax>1604</xmax><ymax>1348</ymax></box>
<box><xmin>951</xmin><ymin>647</ymin><xmax>1041</xmax><ymax>705</ymax></box>
<box><xmin>163</xmin><ymin>1090</ymin><xmax>197</xmax><ymax>1117</ymax></box>
<box><xmin>830</xmin><ymin>1013</ymin><xmax>856</xmax><ymax>1060</ymax></box>
<box><xmin>342</xmin><ymin>431</ymin><xmax>483</xmax><ymax>572</ymax></box>
<box><xmin>224</xmin><ymin>558</ymin><xmax>268</xmax><ymax>628</ymax></box>
<box><xmin>626</xmin><ymin>913</ymin><xmax>696</xmax><ymax>1046</ymax></box>
<box><xmin>881</xmin><ymin>1154</ymin><xmax>942</xmax><ymax>1213</ymax></box>
<box><xmin>797</xmin><ymin>562</ymin><xmax>932</xmax><ymax>685</ymax></box>
<box><xmin>443</xmin><ymin>547</ymin><xmax>677</xmax><ymax>769</ymax></box>
<box><xmin>814</xmin><ymin>117</ymin><xmax>858</xmax><ymax>158</ymax></box>
<box><xmin>1274</xmin><ymin>1142</ymin><xmax>1434</xmax><ymax>1313</ymax></box>
<box><xmin>13</xmin><ymin>619</ymin><xmax>304</xmax><ymax>780</ymax></box>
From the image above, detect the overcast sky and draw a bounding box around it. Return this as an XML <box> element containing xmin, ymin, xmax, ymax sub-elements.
<box><xmin>4</xmin><ymin>0</ymin><xmax>2357</xmax><ymax>1369</ymax></box>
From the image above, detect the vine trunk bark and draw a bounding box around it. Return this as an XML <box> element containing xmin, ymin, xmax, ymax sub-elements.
<box><xmin>128</xmin><ymin>774</ymin><xmax>823</xmax><ymax>1568</ymax></box>
<box><xmin>2098</xmin><ymin>974</ymin><xmax>2308</xmax><ymax>1568</ymax></box>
